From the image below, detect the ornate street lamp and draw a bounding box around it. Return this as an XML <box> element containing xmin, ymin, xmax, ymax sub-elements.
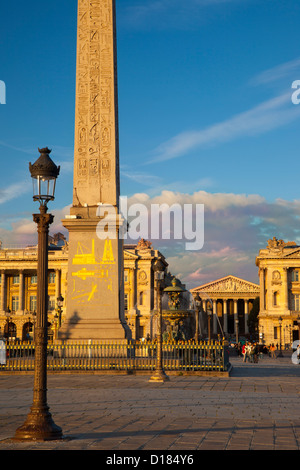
<box><xmin>194</xmin><ymin>293</ymin><xmax>201</xmax><ymax>342</ymax></box>
<box><xmin>14</xmin><ymin>148</ymin><xmax>62</xmax><ymax>441</ymax></box>
<box><xmin>57</xmin><ymin>294</ymin><xmax>64</xmax><ymax>328</ymax></box>
<box><xmin>149</xmin><ymin>259</ymin><xmax>169</xmax><ymax>383</ymax></box>
<box><xmin>278</xmin><ymin>316</ymin><xmax>283</xmax><ymax>357</ymax></box>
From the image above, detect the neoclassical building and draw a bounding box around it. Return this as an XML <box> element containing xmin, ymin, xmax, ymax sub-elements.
<box><xmin>0</xmin><ymin>236</ymin><xmax>168</xmax><ymax>342</ymax></box>
<box><xmin>256</xmin><ymin>237</ymin><xmax>300</xmax><ymax>346</ymax></box>
<box><xmin>191</xmin><ymin>275</ymin><xmax>260</xmax><ymax>337</ymax></box>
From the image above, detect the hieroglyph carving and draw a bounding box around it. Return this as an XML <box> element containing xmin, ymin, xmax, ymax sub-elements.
<box><xmin>74</xmin><ymin>0</ymin><xmax>118</xmax><ymax>206</ymax></box>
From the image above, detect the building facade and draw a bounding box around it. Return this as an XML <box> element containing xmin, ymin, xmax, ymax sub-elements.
<box><xmin>191</xmin><ymin>275</ymin><xmax>260</xmax><ymax>338</ymax></box>
<box><xmin>0</xmin><ymin>237</ymin><xmax>168</xmax><ymax>342</ymax></box>
<box><xmin>256</xmin><ymin>237</ymin><xmax>300</xmax><ymax>347</ymax></box>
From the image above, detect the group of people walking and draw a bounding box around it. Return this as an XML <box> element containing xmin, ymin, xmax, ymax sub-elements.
<box><xmin>235</xmin><ymin>341</ymin><xmax>282</xmax><ymax>362</ymax></box>
<box><xmin>241</xmin><ymin>342</ymin><xmax>260</xmax><ymax>363</ymax></box>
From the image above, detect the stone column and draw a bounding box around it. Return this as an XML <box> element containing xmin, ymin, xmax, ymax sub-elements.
<box><xmin>259</xmin><ymin>267</ymin><xmax>265</xmax><ymax>311</ymax></box>
<box><xmin>130</xmin><ymin>268</ymin><xmax>136</xmax><ymax>311</ymax></box>
<box><xmin>17</xmin><ymin>270</ymin><xmax>24</xmax><ymax>314</ymax></box>
<box><xmin>223</xmin><ymin>299</ymin><xmax>228</xmax><ymax>334</ymax></box>
<box><xmin>282</xmin><ymin>267</ymin><xmax>289</xmax><ymax>313</ymax></box>
<box><xmin>55</xmin><ymin>269</ymin><xmax>61</xmax><ymax>300</ymax></box>
<box><xmin>244</xmin><ymin>299</ymin><xmax>249</xmax><ymax>334</ymax></box>
<box><xmin>234</xmin><ymin>299</ymin><xmax>238</xmax><ymax>333</ymax></box>
<box><xmin>0</xmin><ymin>271</ymin><xmax>6</xmax><ymax>314</ymax></box>
<box><xmin>213</xmin><ymin>300</ymin><xmax>217</xmax><ymax>334</ymax></box>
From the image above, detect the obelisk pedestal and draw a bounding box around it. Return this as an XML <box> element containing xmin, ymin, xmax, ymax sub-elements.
<box><xmin>58</xmin><ymin>0</ymin><xmax>129</xmax><ymax>341</ymax></box>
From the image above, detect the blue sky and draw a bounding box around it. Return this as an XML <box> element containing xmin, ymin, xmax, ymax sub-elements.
<box><xmin>1</xmin><ymin>0</ymin><xmax>300</xmax><ymax>288</ymax></box>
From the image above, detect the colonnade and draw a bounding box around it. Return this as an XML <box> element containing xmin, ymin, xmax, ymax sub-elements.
<box><xmin>0</xmin><ymin>269</ymin><xmax>62</xmax><ymax>315</ymax></box>
<box><xmin>202</xmin><ymin>298</ymin><xmax>253</xmax><ymax>336</ymax></box>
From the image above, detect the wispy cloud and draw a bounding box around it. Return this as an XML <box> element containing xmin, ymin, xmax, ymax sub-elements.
<box><xmin>0</xmin><ymin>181</ymin><xmax>31</xmax><ymax>205</ymax></box>
<box><xmin>148</xmin><ymin>92</ymin><xmax>300</xmax><ymax>163</ymax></box>
<box><xmin>250</xmin><ymin>57</ymin><xmax>300</xmax><ymax>86</ymax></box>
<box><xmin>119</xmin><ymin>0</ymin><xmax>248</xmax><ymax>29</ymax></box>
<box><xmin>121</xmin><ymin>169</ymin><xmax>162</xmax><ymax>187</ymax></box>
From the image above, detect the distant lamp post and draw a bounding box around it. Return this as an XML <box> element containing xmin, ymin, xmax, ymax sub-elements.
<box><xmin>194</xmin><ymin>293</ymin><xmax>201</xmax><ymax>342</ymax></box>
<box><xmin>235</xmin><ymin>318</ymin><xmax>239</xmax><ymax>344</ymax></box>
<box><xmin>149</xmin><ymin>259</ymin><xmax>169</xmax><ymax>383</ymax></box>
<box><xmin>57</xmin><ymin>294</ymin><xmax>64</xmax><ymax>329</ymax></box>
<box><xmin>14</xmin><ymin>148</ymin><xmax>62</xmax><ymax>441</ymax></box>
<box><xmin>278</xmin><ymin>316</ymin><xmax>283</xmax><ymax>357</ymax></box>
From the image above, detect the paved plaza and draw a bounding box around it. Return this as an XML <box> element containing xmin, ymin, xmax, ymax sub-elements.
<box><xmin>0</xmin><ymin>352</ymin><xmax>300</xmax><ymax>452</ymax></box>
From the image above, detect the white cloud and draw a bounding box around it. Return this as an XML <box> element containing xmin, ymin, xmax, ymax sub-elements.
<box><xmin>124</xmin><ymin>190</ymin><xmax>300</xmax><ymax>288</ymax></box>
<box><xmin>0</xmin><ymin>181</ymin><xmax>31</xmax><ymax>205</ymax></box>
<box><xmin>0</xmin><ymin>205</ymin><xmax>71</xmax><ymax>247</ymax></box>
<box><xmin>149</xmin><ymin>92</ymin><xmax>300</xmax><ymax>163</ymax></box>
<box><xmin>250</xmin><ymin>57</ymin><xmax>300</xmax><ymax>86</ymax></box>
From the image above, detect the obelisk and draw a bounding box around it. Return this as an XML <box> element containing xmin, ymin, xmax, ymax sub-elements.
<box><xmin>59</xmin><ymin>0</ymin><xmax>129</xmax><ymax>340</ymax></box>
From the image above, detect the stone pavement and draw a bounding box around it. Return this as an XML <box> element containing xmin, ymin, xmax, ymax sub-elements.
<box><xmin>0</xmin><ymin>352</ymin><xmax>300</xmax><ymax>452</ymax></box>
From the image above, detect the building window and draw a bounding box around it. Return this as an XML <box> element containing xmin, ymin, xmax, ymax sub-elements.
<box><xmin>12</xmin><ymin>296</ymin><xmax>19</xmax><ymax>312</ymax></box>
<box><xmin>292</xmin><ymin>270</ymin><xmax>299</xmax><ymax>282</ymax></box>
<box><xmin>48</xmin><ymin>296</ymin><xmax>56</xmax><ymax>311</ymax></box>
<box><xmin>139</xmin><ymin>291</ymin><xmax>144</xmax><ymax>306</ymax></box>
<box><xmin>124</xmin><ymin>293</ymin><xmax>128</xmax><ymax>311</ymax></box>
<box><xmin>49</xmin><ymin>272</ymin><xmax>56</xmax><ymax>284</ymax></box>
<box><xmin>292</xmin><ymin>294</ymin><xmax>300</xmax><ymax>311</ymax></box>
<box><xmin>273</xmin><ymin>291</ymin><xmax>278</xmax><ymax>306</ymax></box>
<box><xmin>13</xmin><ymin>275</ymin><xmax>19</xmax><ymax>284</ymax></box>
<box><xmin>30</xmin><ymin>296</ymin><xmax>37</xmax><ymax>312</ymax></box>
<box><xmin>274</xmin><ymin>326</ymin><xmax>278</xmax><ymax>340</ymax></box>
<box><xmin>124</xmin><ymin>271</ymin><xmax>129</xmax><ymax>283</ymax></box>
<box><xmin>31</xmin><ymin>275</ymin><xmax>37</xmax><ymax>284</ymax></box>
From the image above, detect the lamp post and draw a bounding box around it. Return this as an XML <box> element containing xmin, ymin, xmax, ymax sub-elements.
<box><xmin>194</xmin><ymin>293</ymin><xmax>201</xmax><ymax>342</ymax></box>
<box><xmin>278</xmin><ymin>316</ymin><xmax>283</xmax><ymax>357</ymax></box>
<box><xmin>14</xmin><ymin>148</ymin><xmax>62</xmax><ymax>441</ymax></box>
<box><xmin>235</xmin><ymin>318</ymin><xmax>239</xmax><ymax>344</ymax></box>
<box><xmin>57</xmin><ymin>294</ymin><xmax>64</xmax><ymax>329</ymax></box>
<box><xmin>149</xmin><ymin>259</ymin><xmax>169</xmax><ymax>383</ymax></box>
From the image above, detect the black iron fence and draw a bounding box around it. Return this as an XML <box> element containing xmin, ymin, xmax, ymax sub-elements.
<box><xmin>0</xmin><ymin>340</ymin><xmax>230</xmax><ymax>373</ymax></box>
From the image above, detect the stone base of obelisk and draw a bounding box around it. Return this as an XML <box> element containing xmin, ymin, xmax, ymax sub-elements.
<box><xmin>58</xmin><ymin>211</ymin><xmax>130</xmax><ymax>341</ymax></box>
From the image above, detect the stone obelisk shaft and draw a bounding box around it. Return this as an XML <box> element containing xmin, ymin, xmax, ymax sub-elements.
<box><xmin>73</xmin><ymin>0</ymin><xmax>120</xmax><ymax>207</ymax></box>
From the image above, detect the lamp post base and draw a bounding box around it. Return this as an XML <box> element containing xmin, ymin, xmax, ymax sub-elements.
<box><xmin>149</xmin><ymin>369</ymin><xmax>169</xmax><ymax>383</ymax></box>
<box><xmin>14</xmin><ymin>406</ymin><xmax>63</xmax><ymax>441</ymax></box>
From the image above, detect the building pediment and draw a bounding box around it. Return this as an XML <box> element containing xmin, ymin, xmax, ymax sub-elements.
<box><xmin>282</xmin><ymin>247</ymin><xmax>300</xmax><ymax>258</ymax></box>
<box><xmin>191</xmin><ymin>275</ymin><xmax>260</xmax><ymax>294</ymax></box>
<box><xmin>123</xmin><ymin>249</ymin><xmax>139</xmax><ymax>260</ymax></box>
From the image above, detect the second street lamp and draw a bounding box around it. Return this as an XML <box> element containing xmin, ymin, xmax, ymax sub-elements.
<box><xmin>14</xmin><ymin>148</ymin><xmax>62</xmax><ymax>441</ymax></box>
<box><xmin>149</xmin><ymin>259</ymin><xmax>169</xmax><ymax>383</ymax></box>
<box><xmin>278</xmin><ymin>316</ymin><xmax>283</xmax><ymax>358</ymax></box>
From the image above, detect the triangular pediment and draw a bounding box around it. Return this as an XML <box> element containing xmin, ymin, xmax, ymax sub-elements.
<box><xmin>191</xmin><ymin>275</ymin><xmax>260</xmax><ymax>294</ymax></box>
<box><xmin>283</xmin><ymin>247</ymin><xmax>300</xmax><ymax>258</ymax></box>
<box><xmin>123</xmin><ymin>249</ymin><xmax>139</xmax><ymax>260</ymax></box>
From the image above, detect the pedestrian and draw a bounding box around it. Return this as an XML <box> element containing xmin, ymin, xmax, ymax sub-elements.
<box><xmin>270</xmin><ymin>343</ymin><xmax>276</xmax><ymax>359</ymax></box>
<box><xmin>253</xmin><ymin>342</ymin><xmax>259</xmax><ymax>363</ymax></box>
<box><xmin>242</xmin><ymin>343</ymin><xmax>247</xmax><ymax>362</ymax></box>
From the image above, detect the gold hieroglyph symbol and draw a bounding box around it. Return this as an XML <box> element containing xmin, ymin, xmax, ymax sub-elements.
<box><xmin>72</xmin><ymin>240</ymin><xmax>97</xmax><ymax>265</ymax></box>
<box><xmin>72</xmin><ymin>282</ymin><xmax>98</xmax><ymax>302</ymax></box>
<box><xmin>102</xmin><ymin>238</ymin><xmax>115</xmax><ymax>264</ymax></box>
